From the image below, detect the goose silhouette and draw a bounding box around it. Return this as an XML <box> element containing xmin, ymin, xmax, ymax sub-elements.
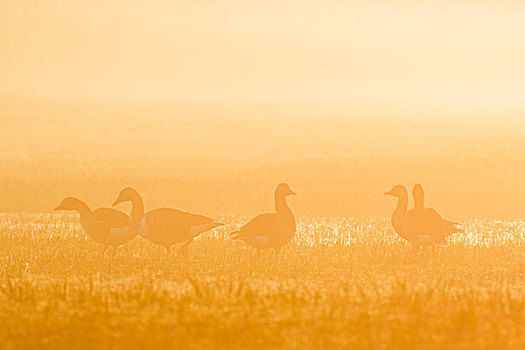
<box><xmin>54</xmin><ymin>197</ymin><xmax>138</xmax><ymax>254</ymax></box>
<box><xmin>385</xmin><ymin>184</ymin><xmax>461</xmax><ymax>246</ymax></box>
<box><xmin>231</xmin><ymin>183</ymin><xmax>296</xmax><ymax>257</ymax></box>
<box><xmin>112</xmin><ymin>187</ymin><xmax>223</xmax><ymax>256</ymax></box>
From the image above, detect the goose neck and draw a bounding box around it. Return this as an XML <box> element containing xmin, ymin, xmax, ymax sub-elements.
<box><xmin>395</xmin><ymin>195</ymin><xmax>409</xmax><ymax>214</ymax></box>
<box><xmin>74</xmin><ymin>200</ymin><xmax>93</xmax><ymax>220</ymax></box>
<box><xmin>275</xmin><ymin>194</ymin><xmax>291</xmax><ymax>215</ymax></box>
<box><xmin>129</xmin><ymin>193</ymin><xmax>145</xmax><ymax>228</ymax></box>
<box><xmin>413</xmin><ymin>193</ymin><xmax>424</xmax><ymax>209</ymax></box>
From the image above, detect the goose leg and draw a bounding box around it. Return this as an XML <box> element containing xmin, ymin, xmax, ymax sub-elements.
<box><xmin>249</xmin><ymin>248</ymin><xmax>260</xmax><ymax>266</ymax></box>
<box><xmin>103</xmin><ymin>245</ymin><xmax>112</xmax><ymax>258</ymax></box>
<box><xmin>114</xmin><ymin>246</ymin><xmax>121</xmax><ymax>259</ymax></box>
<box><xmin>180</xmin><ymin>240</ymin><xmax>191</xmax><ymax>258</ymax></box>
<box><xmin>274</xmin><ymin>247</ymin><xmax>281</xmax><ymax>261</ymax></box>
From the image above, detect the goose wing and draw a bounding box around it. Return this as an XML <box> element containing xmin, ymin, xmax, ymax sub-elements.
<box><xmin>236</xmin><ymin>213</ymin><xmax>279</xmax><ymax>238</ymax></box>
<box><xmin>143</xmin><ymin>209</ymin><xmax>192</xmax><ymax>246</ymax></box>
<box><xmin>93</xmin><ymin>208</ymin><xmax>130</xmax><ymax>228</ymax></box>
<box><xmin>444</xmin><ymin>219</ymin><xmax>463</xmax><ymax>236</ymax></box>
<box><xmin>83</xmin><ymin>220</ymin><xmax>111</xmax><ymax>243</ymax></box>
<box><xmin>147</xmin><ymin>208</ymin><xmax>215</xmax><ymax>226</ymax></box>
<box><xmin>104</xmin><ymin>226</ymin><xmax>138</xmax><ymax>247</ymax></box>
<box><xmin>91</xmin><ymin>208</ymin><xmax>137</xmax><ymax>246</ymax></box>
<box><xmin>148</xmin><ymin>218</ymin><xmax>191</xmax><ymax>238</ymax></box>
<box><xmin>406</xmin><ymin>208</ymin><xmax>446</xmax><ymax>243</ymax></box>
<box><xmin>147</xmin><ymin>207</ymin><xmax>222</xmax><ymax>236</ymax></box>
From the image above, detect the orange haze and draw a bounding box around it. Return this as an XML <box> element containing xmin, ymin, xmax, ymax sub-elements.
<box><xmin>1</xmin><ymin>0</ymin><xmax>525</xmax><ymax>218</ymax></box>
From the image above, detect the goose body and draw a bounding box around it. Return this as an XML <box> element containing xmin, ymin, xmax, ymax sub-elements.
<box><xmin>112</xmin><ymin>187</ymin><xmax>223</xmax><ymax>253</ymax></box>
<box><xmin>54</xmin><ymin>197</ymin><xmax>137</xmax><ymax>247</ymax></box>
<box><xmin>231</xmin><ymin>183</ymin><xmax>296</xmax><ymax>256</ymax></box>
<box><xmin>385</xmin><ymin>185</ymin><xmax>459</xmax><ymax>246</ymax></box>
<box><xmin>405</xmin><ymin>208</ymin><xmax>447</xmax><ymax>245</ymax></box>
<box><xmin>138</xmin><ymin>208</ymin><xmax>222</xmax><ymax>238</ymax></box>
<box><xmin>409</xmin><ymin>184</ymin><xmax>463</xmax><ymax>241</ymax></box>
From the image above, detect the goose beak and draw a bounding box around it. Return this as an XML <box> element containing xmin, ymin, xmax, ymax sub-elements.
<box><xmin>112</xmin><ymin>196</ymin><xmax>124</xmax><ymax>207</ymax></box>
<box><xmin>289</xmin><ymin>190</ymin><xmax>297</xmax><ymax>196</ymax></box>
<box><xmin>54</xmin><ymin>202</ymin><xmax>65</xmax><ymax>210</ymax></box>
<box><xmin>384</xmin><ymin>190</ymin><xmax>393</xmax><ymax>196</ymax></box>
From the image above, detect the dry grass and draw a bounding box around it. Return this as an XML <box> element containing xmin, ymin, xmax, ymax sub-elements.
<box><xmin>1</xmin><ymin>214</ymin><xmax>525</xmax><ymax>349</ymax></box>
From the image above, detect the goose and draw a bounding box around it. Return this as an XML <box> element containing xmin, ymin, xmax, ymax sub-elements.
<box><xmin>410</xmin><ymin>184</ymin><xmax>463</xmax><ymax>239</ymax></box>
<box><xmin>54</xmin><ymin>197</ymin><xmax>138</xmax><ymax>254</ymax></box>
<box><xmin>384</xmin><ymin>185</ymin><xmax>411</xmax><ymax>241</ymax></box>
<box><xmin>231</xmin><ymin>183</ymin><xmax>296</xmax><ymax>257</ymax></box>
<box><xmin>112</xmin><ymin>187</ymin><xmax>223</xmax><ymax>255</ymax></box>
<box><xmin>385</xmin><ymin>185</ymin><xmax>452</xmax><ymax>246</ymax></box>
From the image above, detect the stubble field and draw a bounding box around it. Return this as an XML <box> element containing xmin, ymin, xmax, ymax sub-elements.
<box><xmin>1</xmin><ymin>213</ymin><xmax>525</xmax><ymax>349</ymax></box>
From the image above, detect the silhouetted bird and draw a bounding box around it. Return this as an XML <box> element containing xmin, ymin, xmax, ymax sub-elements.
<box><xmin>112</xmin><ymin>187</ymin><xmax>223</xmax><ymax>256</ymax></box>
<box><xmin>231</xmin><ymin>183</ymin><xmax>296</xmax><ymax>258</ymax></box>
<box><xmin>385</xmin><ymin>184</ymin><xmax>461</xmax><ymax>247</ymax></box>
<box><xmin>54</xmin><ymin>197</ymin><xmax>137</xmax><ymax>254</ymax></box>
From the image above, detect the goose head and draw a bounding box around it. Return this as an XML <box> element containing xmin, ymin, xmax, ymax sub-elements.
<box><xmin>275</xmin><ymin>183</ymin><xmax>297</xmax><ymax>197</ymax></box>
<box><xmin>54</xmin><ymin>197</ymin><xmax>85</xmax><ymax>211</ymax></box>
<box><xmin>112</xmin><ymin>187</ymin><xmax>140</xmax><ymax>206</ymax></box>
<box><xmin>412</xmin><ymin>184</ymin><xmax>424</xmax><ymax>197</ymax></box>
<box><xmin>384</xmin><ymin>185</ymin><xmax>407</xmax><ymax>198</ymax></box>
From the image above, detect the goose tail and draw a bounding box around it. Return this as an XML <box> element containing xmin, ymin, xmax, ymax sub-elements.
<box><xmin>446</xmin><ymin>220</ymin><xmax>462</xmax><ymax>227</ymax></box>
<box><xmin>444</xmin><ymin>220</ymin><xmax>464</xmax><ymax>235</ymax></box>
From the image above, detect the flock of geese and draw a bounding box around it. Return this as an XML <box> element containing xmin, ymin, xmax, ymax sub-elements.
<box><xmin>54</xmin><ymin>183</ymin><xmax>297</xmax><ymax>257</ymax></box>
<box><xmin>53</xmin><ymin>182</ymin><xmax>461</xmax><ymax>257</ymax></box>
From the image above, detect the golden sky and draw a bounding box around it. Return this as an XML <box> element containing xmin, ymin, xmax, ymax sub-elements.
<box><xmin>1</xmin><ymin>0</ymin><xmax>524</xmax><ymax>117</ymax></box>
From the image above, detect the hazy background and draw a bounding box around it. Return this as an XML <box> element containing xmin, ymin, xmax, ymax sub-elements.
<box><xmin>1</xmin><ymin>0</ymin><xmax>524</xmax><ymax>218</ymax></box>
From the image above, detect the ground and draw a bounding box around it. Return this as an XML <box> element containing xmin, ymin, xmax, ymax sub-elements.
<box><xmin>1</xmin><ymin>214</ymin><xmax>524</xmax><ymax>349</ymax></box>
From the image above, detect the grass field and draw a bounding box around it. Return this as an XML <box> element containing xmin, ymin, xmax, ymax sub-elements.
<box><xmin>1</xmin><ymin>213</ymin><xmax>525</xmax><ymax>349</ymax></box>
